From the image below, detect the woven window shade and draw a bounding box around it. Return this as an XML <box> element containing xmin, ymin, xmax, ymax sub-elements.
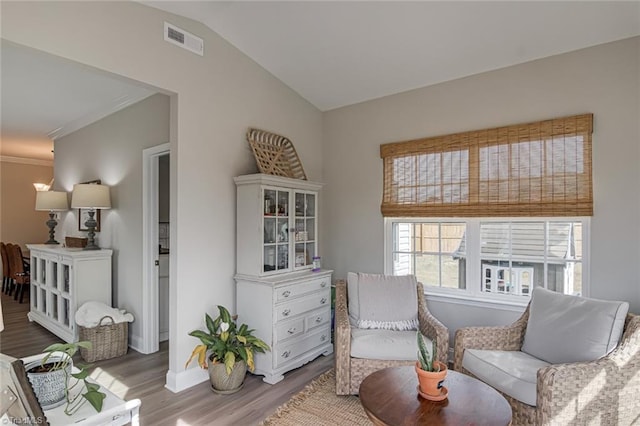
<box><xmin>380</xmin><ymin>114</ymin><xmax>593</xmax><ymax>217</ymax></box>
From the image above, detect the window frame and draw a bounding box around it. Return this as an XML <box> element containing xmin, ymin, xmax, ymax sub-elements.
<box><xmin>384</xmin><ymin>217</ymin><xmax>590</xmax><ymax>309</ymax></box>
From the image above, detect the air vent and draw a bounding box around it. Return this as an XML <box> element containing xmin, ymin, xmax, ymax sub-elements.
<box><xmin>164</xmin><ymin>22</ymin><xmax>204</xmax><ymax>56</ymax></box>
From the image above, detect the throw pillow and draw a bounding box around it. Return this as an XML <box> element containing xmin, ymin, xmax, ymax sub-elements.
<box><xmin>521</xmin><ymin>287</ymin><xmax>629</xmax><ymax>364</ymax></box>
<box><xmin>348</xmin><ymin>272</ymin><xmax>419</xmax><ymax>331</ymax></box>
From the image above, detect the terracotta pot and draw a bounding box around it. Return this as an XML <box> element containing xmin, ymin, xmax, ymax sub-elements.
<box><xmin>415</xmin><ymin>361</ymin><xmax>447</xmax><ymax>397</ymax></box>
<box><xmin>207</xmin><ymin>359</ymin><xmax>247</xmax><ymax>394</ymax></box>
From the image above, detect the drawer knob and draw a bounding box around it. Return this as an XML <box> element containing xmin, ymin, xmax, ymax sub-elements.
<box><xmin>282</xmin><ymin>290</ymin><xmax>291</xmax><ymax>298</ymax></box>
<box><xmin>288</xmin><ymin>327</ymin><xmax>296</xmax><ymax>334</ymax></box>
<box><xmin>282</xmin><ymin>350</ymin><xmax>291</xmax><ymax>359</ymax></box>
<box><xmin>315</xmin><ymin>316</ymin><xmax>322</xmax><ymax>323</ymax></box>
<box><xmin>282</xmin><ymin>309</ymin><xmax>291</xmax><ymax>317</ymax></box>
<box><xmin>320</xmin><ymin>297</ymin><xmax>327</xmax><ymax>304</ymax></box>
<box><xmin>321</xmin><ymin>281</ymin><xmax>327</xmax><ymax>288</ymax></box>
<box><xmin>321</xmin><ymin>335</ymin><xmax>327</xmax><ymax>342</ymax></box>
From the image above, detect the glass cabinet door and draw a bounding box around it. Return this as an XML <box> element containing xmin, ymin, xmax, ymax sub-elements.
<box><xmin>263</xmin><ymin>188</ymin><xmax>290</xmax><ymax>273</ymax></box>
<box><xmin>294</xmin><ymin>191</ymin><xmax>316</xmax><ymax>269</ymax></box>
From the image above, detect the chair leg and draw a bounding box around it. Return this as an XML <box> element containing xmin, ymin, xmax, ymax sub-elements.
<box><xmin>14</xmin><ymin>284</ymin><xmax>20</xmax><ymax>300</ymax></box>
<box><xmin>19</xmin><ymin>285</ymin><xmax>27</xmax><ymax>303</ymax></box>
<box><xmin>7</xmin><ymin>280</ymin><xmax>14</xmax><ymax>296</ymax></box>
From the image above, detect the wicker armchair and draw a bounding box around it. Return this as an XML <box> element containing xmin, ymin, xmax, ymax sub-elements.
<box><xmin>454</xmin><ymin>306</ymin><xmax>640</xmax><ymax>425</ymax></box>
<box><xmin>335</xmin><ymin>278</ymin><xmax>448</xmax><ymax>395</ymax></box>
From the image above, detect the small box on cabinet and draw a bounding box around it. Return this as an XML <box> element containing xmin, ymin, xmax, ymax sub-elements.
<box><xmin>65</xmin><ymin>237</ymin><xmax>87</xmax><ymax>248</ymax></box>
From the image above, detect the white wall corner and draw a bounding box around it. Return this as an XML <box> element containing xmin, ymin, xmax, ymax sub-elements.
<box><xmin>165</xmin><ymin>367</ymin><xmax>208</xmax><ymax>393</ymax></box>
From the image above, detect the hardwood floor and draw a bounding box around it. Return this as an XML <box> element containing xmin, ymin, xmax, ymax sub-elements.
<box><xmin>0</xmin><ymin>291</ymin><xmax>334</xmax><ymax>425</ymax></box>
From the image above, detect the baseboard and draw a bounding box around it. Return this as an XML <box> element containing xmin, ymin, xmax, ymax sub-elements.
<box><xmin>128</xmin><ymin>333</ymin><xmax>144</xmax><ymax>353</ymax></box>
<box><xmin>165</xmin><ymin>367</ymin><xmax>208</xmax><ymax>393</ymax></box>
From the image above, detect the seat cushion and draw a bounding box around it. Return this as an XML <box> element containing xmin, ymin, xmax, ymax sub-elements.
<box><xmin>522</xmin><ymin>287</ymin><xmax>629</xmax><ymax>364</ymax></box>
<box><xmin>347</xmin><ymin>272</ymin><xmax>418</xmax><ymax>331</ymax></box>
<box><xmin>350</xmin><ymin>327</ymin><xmax>422</xmax><ymax>360</ymax></box>
<box><xmin>462</xmin><ymin>349</ymin><xmax>550</xmax><ymax>406</ymax></box>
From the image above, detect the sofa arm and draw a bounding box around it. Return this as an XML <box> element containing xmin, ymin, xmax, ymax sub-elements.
<box><xmin>537</xmin><ymin>313</ymin><xmax>640</xmax><ymax>425</ymax></box>
<box><xmin>453</xmin><ymin>306</ymin><xmax>529</xmax><ymax>372</ymax></box>
<box><xmin>416</xmin><ymin>283</ymin><xmax>449</xmax><ymax>366</ymax></box>
<box><xmin>334</xmin><ymin>279</ymin><xmax>352</xmax><ymax>395</ymax></box>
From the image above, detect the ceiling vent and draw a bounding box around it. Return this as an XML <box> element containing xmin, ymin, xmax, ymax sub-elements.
<box><xmin>164</xmin><ymin>22</ymin><xmax>204</xmax><ymax>56</ymax></box>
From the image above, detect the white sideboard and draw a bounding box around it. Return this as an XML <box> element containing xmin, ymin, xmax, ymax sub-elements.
<box><xmin>236</xmin><ymin>270</ymin><xmax>333</xmax><ymax>384</ymax></box>
<box><xmin>26</xmin><ymin>244</ymin><xmax>112</xmax><ymax>343</ymax></box>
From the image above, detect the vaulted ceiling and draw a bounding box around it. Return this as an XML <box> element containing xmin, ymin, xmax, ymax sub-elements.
<box><xmin>2</xmin><ymin>1</ymin><xmax>639</xmax><ymax>160</ymax></box>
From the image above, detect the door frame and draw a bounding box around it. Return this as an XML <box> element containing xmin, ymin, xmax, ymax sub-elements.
<box><xmin>141</xmin><ymin>142</ymin><xmax>170</xmax><ymax>354</ymax></box>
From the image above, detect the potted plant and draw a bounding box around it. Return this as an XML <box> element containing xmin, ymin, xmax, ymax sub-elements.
<box><xmin>185</xmin><ymin>305</ymin><xmax>270</xmax><ymax>394</ymax></box>
<box><xmin>415</xmin><ymin>331</ymin><xmax>447</xmax><ymax>401</ymax></box>
<box><xmin>25</xmin><ymin>341</ymin><xmax>106</xmax><ymax>415</ymax></box>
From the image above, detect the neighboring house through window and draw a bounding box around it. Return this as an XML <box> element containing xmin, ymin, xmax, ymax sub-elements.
<box><xmin>381</xmin><ymin>114</ymin><xmax>593</xmax><ymax>304</ymax></box>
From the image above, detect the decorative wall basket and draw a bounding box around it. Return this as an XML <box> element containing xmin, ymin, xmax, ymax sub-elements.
<box><xmin>246</xmin><ymin>128</ymin><xmax>307</xmax><ymax>180</ymax></box>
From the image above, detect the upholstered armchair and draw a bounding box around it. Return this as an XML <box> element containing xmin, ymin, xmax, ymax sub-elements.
<box><xmin>335</xmin><ymin>273</ymin><xmax>448</xmax><ymax>395</ymax></box>
<box><xmin>454</xmin><ymin>287</ymin><xmax>640</xmax><ymax>425</ymax></box>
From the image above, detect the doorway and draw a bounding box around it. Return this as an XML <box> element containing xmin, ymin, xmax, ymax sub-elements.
<box><xmin>142</xmin><ymin>143</ymin><xmax>170</xmax><ymax>354</ymax></box>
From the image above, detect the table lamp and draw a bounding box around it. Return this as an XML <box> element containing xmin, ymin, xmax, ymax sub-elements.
<box><xmin>35</xmin><ymin>191</ymin><xmax>69</xmax><ymax>244</ymax></box>
<box><xmin>71</xmin><ymin>183</ymin><xmax>111</xmax><ymax>250</ymax></box>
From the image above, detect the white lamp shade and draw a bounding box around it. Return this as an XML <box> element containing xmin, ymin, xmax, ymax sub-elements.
<box><xmin>71</xmin><ymin>184</ymin><xmax>111</xmax><ymax>209</ymax></box>
<box><xmin>35</xmin><ymin>191</ymin><xmax>69</xmax><ymax>211</ymax></box>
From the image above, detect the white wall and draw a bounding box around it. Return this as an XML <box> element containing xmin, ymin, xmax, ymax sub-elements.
<box><xmin>54</xmin><ymin>93</ymin><xmax>170</xmax><ymax>349</ymax></box>
<box><xmin>1</xmin><ymin>1</ymin><xmax>324</xmax><ymax>391</ymax></box>
<box><xmin>323</xmin><ymin>37</ymin><xmax>640</xmax><ymax>341</ymax></box>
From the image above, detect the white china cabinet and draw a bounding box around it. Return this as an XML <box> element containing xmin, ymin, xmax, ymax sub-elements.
<box><xmin>234</xmin><ymin>174</ymin><xmax>333</xmax><ymax>384</ymax></box>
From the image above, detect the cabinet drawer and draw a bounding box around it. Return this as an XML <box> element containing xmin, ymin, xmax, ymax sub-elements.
<box><xmin>276</xmin><ymin>277</ymin><xmax>330</xmax><ymax>301</ymax></box>
<box><xmin>305</xmin><ymin>309</ymin><xmax>330</xmax><ymax>331</ymax></box>
<box><xmin>275</xmin><ymin>327</ymin><xmax>331</xmax><ymax>368</ymax></box>
<box><xmin>275</xmin><ymin>317</ymin><xmax>305</xmax><ymax>342</ymax></box>
<box><xmin>276</xmin><ymin>293</ymin><xmax>330</xmax><ymax>322</ymax></box>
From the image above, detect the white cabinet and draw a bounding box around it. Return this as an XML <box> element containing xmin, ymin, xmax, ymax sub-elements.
<box><xmin>234</xmin><ymin>174</ymin><xmax>321</xmax><ymax>276</ymax></box>
<box><xmin>26</xmin><ymin>244</ymin><xmax>112</xmax><ymax>343</ymax></box>
<box><xmin>236</xmin><ymin>270</ymin><xmax>333</xmax><ymax>384</ymax></box>
<box><xmin>234</xmin><ymin>174</ymin><xmax>332</xmax><ymax>384</ymax></box>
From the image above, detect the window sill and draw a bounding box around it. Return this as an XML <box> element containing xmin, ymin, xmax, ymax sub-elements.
<box><xmin>423</xmin><ymin>289</ymin><xmax>529</xmax><ymax>312</ymax></box>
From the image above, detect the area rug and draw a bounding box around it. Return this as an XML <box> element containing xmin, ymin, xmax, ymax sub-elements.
<box><xmin>259</xmin><ymin>369</ymin><xmax>370</xmax><ymax>425</ymax></box>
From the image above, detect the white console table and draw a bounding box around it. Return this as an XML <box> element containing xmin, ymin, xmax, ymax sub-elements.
<box><xmin>26</xmin><ymin>244</ymin><xmax>112</xmax><ymax>343</ymax></box>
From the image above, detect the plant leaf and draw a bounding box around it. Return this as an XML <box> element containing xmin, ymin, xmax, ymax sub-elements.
<box><xmin>185</xmin><ymin>345</ymin><xmax>208</xmax><ymax>369</ymax></box>
<box><xmin>224</xmin><ymin>351</ymin><xmax>235</xmax><ymax>376</ymax></box>
<box><xmin>246</xmin><ymin>349</ymin><xmax>255</xmax><ymax>372</ymax></box>
<box><xmin>83</xmin><ymin>389</ymin><xmax>106</xmax><ymax>412</ymax></box>
<box><xmin>72</xmin><ymin>369</ymin><xmax>90</xmax><ymax>380</ymax></box>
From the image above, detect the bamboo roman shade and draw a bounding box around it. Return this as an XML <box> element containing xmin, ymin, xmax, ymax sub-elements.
<box><xmin>380</xmin><ymin>114</ymin><xmax>593</xmax><ymax>217</ymax></box>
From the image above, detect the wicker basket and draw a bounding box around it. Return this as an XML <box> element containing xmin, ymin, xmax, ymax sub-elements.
<box><xmin>246</xmin><ymin>128</ymin><xmax>307</xmax><ymax>180</ymax></box>
<box><xmin>65</xmin><ymin>237</ymin><xmax>87</xmax><ymax>248</ymax></box>
<box><xmin>78</xmin><ymin>315</ymin><xmax>128</xmax><ymax>362</ymax></box>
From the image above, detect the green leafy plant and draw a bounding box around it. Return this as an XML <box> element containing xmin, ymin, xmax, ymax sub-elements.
<box><xmin>417</xmin><ymin>331</ymin><xmax>440</xmax><ymax>372</ymax></box>
<box><xmin>185</xmin><ymin>305</ymin><xmax>270</xmax><ymax>375</ymax></box>
<box><xmin>40</xmin><ymin>342</ymin><xmax>106</xmax><ymax>415</ymax></box>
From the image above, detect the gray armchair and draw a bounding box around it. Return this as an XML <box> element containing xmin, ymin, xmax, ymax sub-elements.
<box><xmin>335</xmin><ymin>274</ymin><xmax>448</xmax><ymax>395</ymax></box>
<box><xmin>454</xmin><ymin>288</ymin><xmax>640</xmax><ymax>425</ymax></box>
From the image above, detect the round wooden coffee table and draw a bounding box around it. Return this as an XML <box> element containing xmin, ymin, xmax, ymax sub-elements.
<box><xmin>359</xmin><ymin>366</ymin><xmax>512</xmax><ymax>426</ymax></box>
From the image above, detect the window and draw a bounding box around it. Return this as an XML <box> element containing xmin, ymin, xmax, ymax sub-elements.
<box><xmin>381</xmin><ymin>114</ymin><xmax>592</xmax><ymax>303</ymax></box>
<box><xmin>386</xmin><ymin>218</ymin><xmax>587</xmax><ymax>301</ymax></box>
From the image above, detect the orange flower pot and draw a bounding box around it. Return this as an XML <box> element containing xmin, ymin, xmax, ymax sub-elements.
<box><xmin>415</xmin><ymin>361</ymin><xmax>447</xmax><ymax>398</ymax></box>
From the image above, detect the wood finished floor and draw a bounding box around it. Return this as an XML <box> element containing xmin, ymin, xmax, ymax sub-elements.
<box><xmin>0</xmin><ymin>291</ymin><xmax>334</xmax><ymax>425</ymax></box>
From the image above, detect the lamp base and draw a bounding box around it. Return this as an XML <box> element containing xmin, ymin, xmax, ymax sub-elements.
<box><xmin>82</xmin><ymin>210</ymin><xmax>101</xmax><ymax>250</ymax></box>
<box><xmin>45</xmin><ymin>213</ymin><xmax>60</xmax><ymax>245</ymax></box>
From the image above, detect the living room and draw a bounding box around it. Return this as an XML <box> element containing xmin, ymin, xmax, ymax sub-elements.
<box><xmin>1</xmin><ymin>1</ymin><xmax>639</xmax><ymax>425</ymax></box>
